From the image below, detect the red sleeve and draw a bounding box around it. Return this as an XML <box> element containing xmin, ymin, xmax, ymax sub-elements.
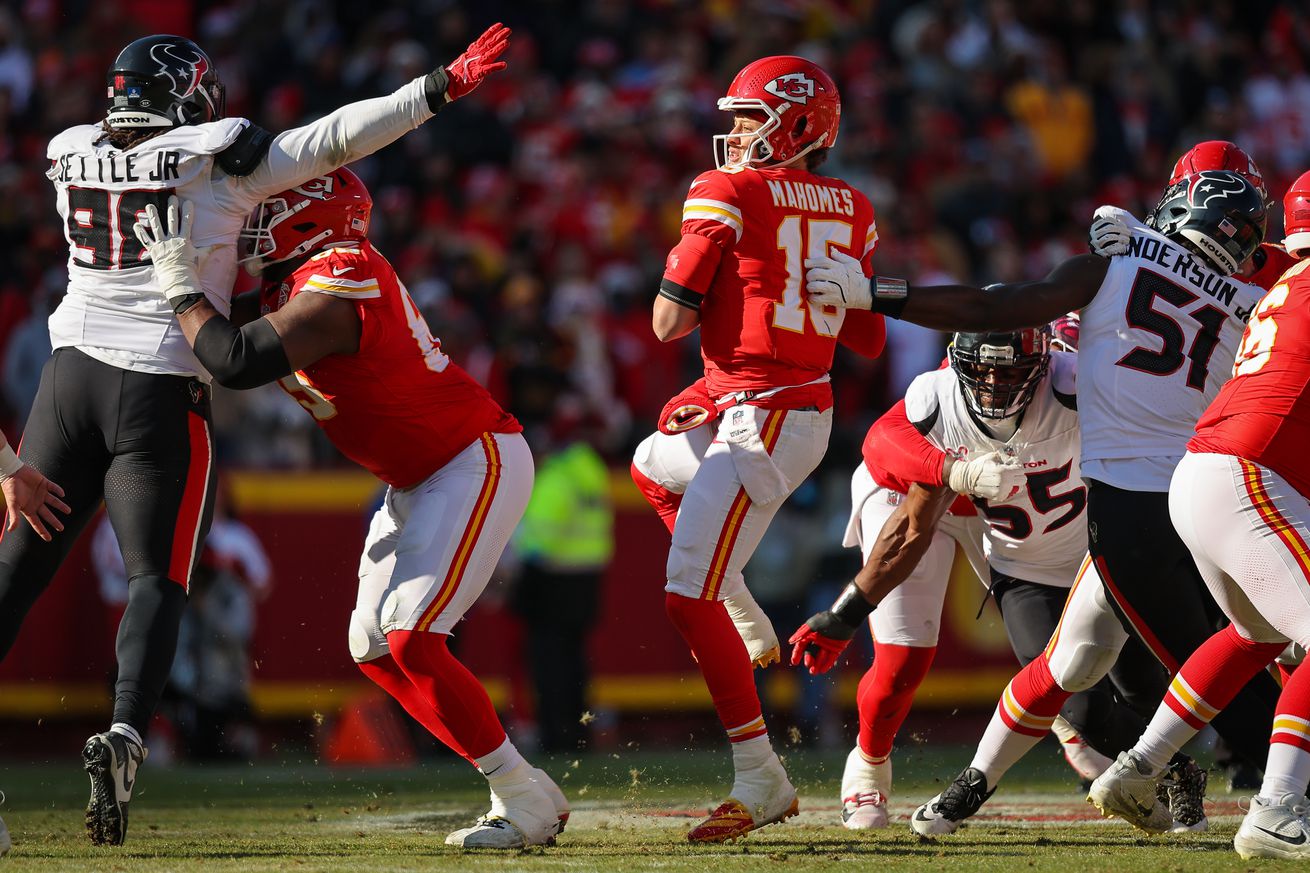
<box><xmin>678</xmin><ymin>170</ymin><xmax>742</xmax><ymax>251</ymax></box>
<box><xmin>659</xmin><ymin>233</ymin><xmax>722</xmax><ymax>308</ymax></box>
<box><xmin>837</xmin><ymin>309</ymin><xmax>886</xmax><ymax>359</ymax></box>
<box><xmin>862</xmin><ymin>400</ymin><xmax>948</xmax><ymax>488</ymax></box>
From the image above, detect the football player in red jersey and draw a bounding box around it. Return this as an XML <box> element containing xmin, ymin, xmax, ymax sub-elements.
<box><xmin>134</xmin><ymin>171</ymin><xmax>568</xmax><ymax>850</ymax></box>
<box><xmin>629</xmin><ymin>55</ymin><xmax>887</xmax><ymax>842</ymax></box>
<box><xmin>1087</xmin><ymin>171</ymin><xmax>1310</xmax><ymax>860</ymax></box>
<box><xmin>1090</xmin><ymin>140</ymin><xmax>1297</xmax><ymax>289</ymax></box>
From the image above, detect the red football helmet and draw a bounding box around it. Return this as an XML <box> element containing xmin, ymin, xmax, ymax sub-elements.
<box><xmin>1049</xmin><ymin>312</ymin><xmax>1080</xmax><ymax>352</ymax></box>
<box><xmin>713</xmin><ymin>56</ymin><xmax>840</xmax><ymax>170</ymax></box>
<box><xmin>1284</xmin><ymin>169</ymin><xmax>1310</xmax><ymax>258</ymax></box>
<box><xmin>1168</xmin><ymin>140</ymin><xmax>1267</xmax><ymax>202</ymax></box>
<box><xmin>238</xmin><ymin>167</ymin><xmax>373</xmax><ymax>273</ymax></box>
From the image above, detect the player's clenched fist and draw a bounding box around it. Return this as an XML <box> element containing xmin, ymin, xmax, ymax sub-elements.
<box><xmin>789</xmin><ymin>611</ymin><xmax>859</xmax><ymax>675</ymax></box>
<box><xmin>429</xmin><ymin>22</ymin><xmax>511</xmax><ymax>106</ymax></box>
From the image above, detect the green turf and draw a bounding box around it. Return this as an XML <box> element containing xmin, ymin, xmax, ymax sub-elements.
<box><xmin>0</xmin><ymin>745</ymin><xmax>1299</xmax><ymax>871</ymax></box>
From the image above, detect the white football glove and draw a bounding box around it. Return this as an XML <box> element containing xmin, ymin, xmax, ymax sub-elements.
<box><xmin>134</xmin><ymin>195</ymin><xmax>204</xmax><ymax>312</ymax></box>
<box><xmin>804</xmin><ymin>250</ymin><xmax>872</xmax><ymax>310</ymax></box>
<box><xmin>722</xmin><ymin>590</ymin><xmax>780</xmax><ymax>669</ymax></box>
<box><xmin>1088</xmin><ymin>204</ymin><xmax>1132</xmax><ymax>258</ymax></box>
<box><xmin>946</xmin><ymin>450</ymin><xmax>1025</xmax><ymax>501</ymax></box>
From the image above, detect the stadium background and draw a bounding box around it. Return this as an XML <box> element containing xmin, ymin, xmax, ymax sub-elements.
<box><xmin>0</xmin><ymin>0</ymin><xmax>1307</xmax><ymax>759</ymax></box>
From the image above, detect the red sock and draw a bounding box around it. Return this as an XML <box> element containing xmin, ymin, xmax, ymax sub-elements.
<box><xmin>1164</xmin><ymin>625</ymin><xmax>1285</xmax><ymax>729</ymax></box>
<box><xmin>665</xmin><ymin>592</ymin><xmax>764</xmax><ymax>741</ymax></box>
<box><xmin>387</xmin><ymin>629</ymin><xmax>507</xmax><ymax>760</ymax></box>
<box><xmin>1273</xmin><ymin>660</ymin><xmax>1310</xmax><ymax>751</ymax></box>
<box><xmin>356</xmin><ymin>653</ymin><xmax>475</xmax><ymax>764</ymax></box>
<box><xmin>999</xmin><ymin>655</ymin><xmax>1071</xmax><ymax>737</ymax></box>
<box><xmin>631</xmin><ymin>463</ymin><xmax>681</xmax><ymax>535</ymax></box>
<box><xmin>1279</xmin><ymin>661</ymin><xmax>1298</xmax><ymax>688</ymax></box>
<box><xmin>856</xmin><ymin>642</ymin><xmax>936</xmax><ymax>761</ymax></box>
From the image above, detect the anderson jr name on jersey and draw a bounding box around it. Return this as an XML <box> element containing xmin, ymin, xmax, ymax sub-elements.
<box><xmin>1076</xmin><ymin>212</ymin><xmax>1266</xmax><ymax>491</ymax></box>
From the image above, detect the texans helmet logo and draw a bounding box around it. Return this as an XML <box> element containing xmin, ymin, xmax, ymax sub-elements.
<box><xmin>149</xmin><ymin>42</ymin><xmax>209</xmax><ymax>99</ymax></box>
<box><xmin>765</xmin><ymin>72</ymin><xmax>818</xmax><ymax>105</ymax></box>
<box><xmin>1188</xmin><ymin>171</ymin><xmax>1247</xmax><ymax>209</ymax></box>
<box><xmin>292</xmin><ymin>175</ymin><xmax>336</xmax><ymax>200</ymax></box>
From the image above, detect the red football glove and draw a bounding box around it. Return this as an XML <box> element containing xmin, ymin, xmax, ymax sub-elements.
<box><xmin>442</xmin><ymin>22</ymin><xmax>511</xmax><ymax>102</ymax></box>
<box><xmin>789</xmin><ymin>610</ymin><xmax>861</xmax><ymax>675</ymax></box>
<box><xmin>658</xmin><ymin>378</ymin><xmax>716</xmax><ymax>435</ymax></box>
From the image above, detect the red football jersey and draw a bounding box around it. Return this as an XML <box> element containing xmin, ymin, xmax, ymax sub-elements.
<box><xmin>667</xmin><ymin>166</ymin><xmax>883</xmax><ymax>402</ymax></box>
<box><xmin>1191</xmin><ymin>256</ymin><xmax>1310</xmax><ymax>498</ymax></box>
<box><xmin>1237</xmin><ymin>242</ymin><xmax>1297</xmax><ymax>291</ymax></box>
<box><xmin>862</xmin><ymin>399</ymin><xmax>976</xmax><ymax>517</ymax></box>
<box><xmin>260</xmin><ymin>241</ymin><xmax>520</xmax><ymax>488</ymax></box>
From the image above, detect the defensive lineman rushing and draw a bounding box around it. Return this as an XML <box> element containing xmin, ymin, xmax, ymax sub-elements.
<box><xmin>801</xmin><ymin>167</ymin><xmax>1281</xmax><ymax>834</ymax></box>
<box><xmin>0</xmin><ymin>26</ymin><xmax>510</xmax><ymax>846</ymax></box>
<box><xmin>629</xmin><ymin>55</ymin><xmax>888</xmax><ymax>842</ymax></box>
<box><xmin>790</xmin><ymin>326</ymin><xmax>1208</xmax><ymax>829</ymax></box>
<box><xmin>1087</xmin><ymin>171</ymin><xmax>1310</xmax><ymax>860</ymax></box>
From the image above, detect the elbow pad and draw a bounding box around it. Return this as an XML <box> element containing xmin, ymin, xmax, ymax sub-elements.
<box><xmin>216</xmin><ymin>124</ymin><xmax>274</xmax><ymax>177</ymax></box>
<box><xmin>193</xmin><ymin>317</ymin><xmax>294</xmax><ymax>390</ymax></box>
<box><xmin>659</xmin><ymin>234</ymin><xmax>722</xmax><ymax>310</ymax></box>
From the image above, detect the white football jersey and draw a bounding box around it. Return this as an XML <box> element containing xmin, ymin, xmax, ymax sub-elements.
<box><xmin>905</xmin><ymin>352</ymin><xmax>1085</xmax><ymax>588</ymax></box>
<box><xmin>1078</xmin><ymin>213</ymin><xmax>1265</xmax><ymax>491</ymax></box>
<box><xmin>44</xmin><ymin>76</ymin><xmax>433</xmax><ymax>378</ymax></box>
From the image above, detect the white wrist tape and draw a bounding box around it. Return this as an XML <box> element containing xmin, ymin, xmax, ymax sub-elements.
<box><xmin>0</xmin><ymin>444</ymin><xmax>22</xmax><ymax>480</ymax></box>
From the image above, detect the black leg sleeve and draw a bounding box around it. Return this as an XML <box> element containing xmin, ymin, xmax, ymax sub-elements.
<box><xmin>112</xmin><ymin>574</ymin><xmax>188</xmax><ymax>736</ymax></box>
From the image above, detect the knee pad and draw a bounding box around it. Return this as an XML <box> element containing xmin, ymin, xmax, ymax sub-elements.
<box><xmin>1047</xmin><ymin>641</ymin><xmax>1119</xmax><ymax>692</ymax></box>
<box><xmin>348</xmin><ymin>608</ymin><xmax>389</xmax><ymax>663</ymax></box>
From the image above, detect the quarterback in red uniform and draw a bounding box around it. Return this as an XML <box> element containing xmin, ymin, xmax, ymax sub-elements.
<box><xmin>135</xmin><ymin>171</ymin><xmax>567</xmax><ymax>850</ymax></box>
<box><xmin>1088</xmin><ymin>172</ymin><xmax>1310</xmax><ymax>860</ymax></box>
<box><xmin>629</xmin><ymin>55</ymin><xmax>886</xmax><ymax>842</ymax></box>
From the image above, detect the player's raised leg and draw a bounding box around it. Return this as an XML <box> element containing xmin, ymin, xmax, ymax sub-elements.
<box><xmin>667</xmin><ymin>407</ymin><xmax>828</xmax><ymax>842</ymax></box>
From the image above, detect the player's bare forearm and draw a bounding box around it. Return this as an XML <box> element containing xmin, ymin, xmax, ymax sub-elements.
<box><xmin>899</xmin><ymin>255</ymin><xmax>1107</xmax><ymax>330</ymax></box>
<box><xmin>852</xmin><ymin>483</ymin><xmax>955</xmax><ymax>606</ymax></box>
<box><xmin>652</xmin><ymin>296</ymin><xmax>701</xmax><ymax>342</ymax></box>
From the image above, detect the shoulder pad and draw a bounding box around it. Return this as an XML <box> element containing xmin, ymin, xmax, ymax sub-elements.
<box><xmin>47</xmin><ymin>125</ymin><xmax>101</xmax><ymax>159</ymax></box>
<box><xmin>141</xmin><ymin>118</ymin><xmax>248</xmax><ymax>156</ymax></box>
<box><xmin>687</xmin><ymin>170</ymin><xmax>739</xmax><ymax>202</ymax></box>
<box><xmin>217</xmin><ymin>123</ymin><xmax>274</xmax><ymax>177</ymax></box>
<box><xmin>1049</xmin><ymin>351</ymin><xmax>1077</xmax><ymax>409</ymax></box>
<box><xmin>904</xmin><ymin>370</ymin><xmax>945</xmax><ymax>431</ymax></box>
<box><xmin>297</xmin><ymin>246</ymin><xmax>382</xmax><ymax>299</ymax></box>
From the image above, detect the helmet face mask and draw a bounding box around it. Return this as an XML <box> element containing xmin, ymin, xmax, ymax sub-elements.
<box><xmin>950</xmin><ymin>328</ymin><xmax>1052</xmax><ymax>420</ymax></box>
<box><xmin>106</xmin><ymin>35</ymin><xmax>225</xmax><ymax>129</ymax></box>
<box><xmin>712</xmin><ymin>56</ymin><xmax>840</xmax><ymax>171</ymax></box>
<box><xmin>238</xmin><ymin>168</ymin><xmax>373</xmax><ymax>275</ymax></box>
<box><xmin>1149</xmin><ymin>170</ymin><xmax>1267</xmax><ymax>276</ymax></box>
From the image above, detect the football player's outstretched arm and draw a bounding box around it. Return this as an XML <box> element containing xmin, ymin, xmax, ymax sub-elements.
<box><xmin>805</xmin><ymin>251</ymin><xmax>1108</xmax><ymax>332</ymax></box>
<box><xmin>227</xmin><ymin>23</ymin><xmax>511</xmax><ymax>202</ymax></box>
<box><xmin>136</xmin><ymin>198</ymin><xmax>357</xmax><ymax>389</ymax></box>
<box><xmin>789</xmin><ymin>482</ymin><xmax>955</xmax><ymax>675</ymax></box>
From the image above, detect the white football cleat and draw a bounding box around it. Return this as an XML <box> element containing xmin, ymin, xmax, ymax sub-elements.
<box><xmin>83</xmin><ymin>731</ymin><xmax>147</xmax><ymax>846</ymax></box>
<box><xmin>529</xmin><ymin>767</ymin><xmax>571</xmax><ymax>835</ymax></box>
<box><xmin>687</xmin><ymin>754</ymin><xmax>798</xmax><ymax>842</ymax></box>
<box><xmin>445</xmin><ymin>772</ymin><xmax>560</xmax><ymax>849</ymax></box>
<box><xmin>840</xmin><ymin>747</ymin><xmax>890</xmax><ymax>830</ymax></box>
<box><xmin>1087</xmin><ymin>751</ymin><xmax>1171</xmax><ymax>833</ymax></box>
<box><xmin>1234</xmin><ymin>794</ymin><xmax>1310</xmax><ymax>860</ymax></box>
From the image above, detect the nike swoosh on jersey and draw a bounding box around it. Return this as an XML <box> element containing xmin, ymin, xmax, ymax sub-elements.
<box><xmin>1255</xmin><ymin>825</ymin><xmax>1308</xmax><ymax>845</ymax></box>
<box><xmin>332</xmin><ymin>266</ymin><xmax>355</xmax><ymax>276</ymax></box>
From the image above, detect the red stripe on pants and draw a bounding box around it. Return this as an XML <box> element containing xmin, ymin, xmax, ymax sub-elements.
<box><xmin>168</xmin><ymin>412</ymin><xmax>211</xmax><ymax>589</ymax></box>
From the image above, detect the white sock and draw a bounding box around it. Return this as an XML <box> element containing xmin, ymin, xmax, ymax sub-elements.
<box><xmin>1260</xmin><ymin>742</ymin><xmax>1310</xmax><ymax>802</ymax></box>
<box><xmin>969</xmin><ymin>706</ymin><xmax>1044</xmax><ymax>786</ymax></box>
<box><xmin>730</xmin><ymin>733</ymin><xmax>774</xmax><ymax>773</ymax></box>
<box><xmin>109</xmin><ymin>723</ymin><xmax>144</xmax><ymax>749</ymax></box>
<box><xmin>476</xmin><ymin>737</ymin><xmax>529</xmax><ymax>786</ymax></box>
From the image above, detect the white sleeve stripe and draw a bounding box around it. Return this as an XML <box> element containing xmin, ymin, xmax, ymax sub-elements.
<box><xmin>682</xmin><ymin>209</ymin><xmax>743</xmax><ymax>239</ymax></box>
<box><xmin>301</xmin><ymin>285</ymin><xmax>382</xmax><ymax>300</ymax></box>
<box><xmin>304</xmin><ymin>274</ymin><xmax>379</xmax><ymax>289</ymax></box>
<box><xmin>863</xmin><ymin>227</ymin><xmax>879</xmax><ymax>257</ymax></box>
<box><xmin>684</xmin><ymin>198</ymin><xmax>742</xmax><ymax>219</ymax></box>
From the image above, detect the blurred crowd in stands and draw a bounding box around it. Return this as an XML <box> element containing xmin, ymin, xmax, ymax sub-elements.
<box><xmin>1</xmin><ymin>0</ymin><xmax>1309</xmax><ymax>473</ymax></box>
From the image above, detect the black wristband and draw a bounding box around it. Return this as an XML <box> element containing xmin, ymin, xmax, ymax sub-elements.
<box><xmin>830</xmin><ymin>581</ymin><xmax>876</xmax><ymax>627</ymax></box>
<box><xmin>869</xmin><ymin>276</ymin><xmax>910</xmax><ymax>319</ymax></box>
<box><xmin>424</xmin><ymin>68</ymin><xmax>450</xmax><ymax>113</ymax></box>
<box><xmin>172</xmin><ymin>293</ymin><xmax>206</xmax><ymax>315</ymax></box>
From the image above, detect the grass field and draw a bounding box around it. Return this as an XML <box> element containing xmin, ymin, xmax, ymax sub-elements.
<box><xmin>0</xmin><ymin>744</ymin><xmax>1297</xmax><ymax>871</ymax></box>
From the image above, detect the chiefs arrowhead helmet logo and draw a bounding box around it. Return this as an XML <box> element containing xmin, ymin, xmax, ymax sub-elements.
<box><xmin>1187</xmin><ymin>170</ymin><xmax>1248</xmax><ymax>209</ymax></box>
<box><xmin>292</xmin><ymin>175</ymin><xmax>336</xmax><ymax>200</ymax></box>
<box><xmin>764</xmin><ymin>72</ymin><xmax>819</xmax><ymax>105</ymax></box>
<box><xmin>149</xmin><ymin>42</ymin><xmax>209</xmax><ymax>99</ymax></box>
